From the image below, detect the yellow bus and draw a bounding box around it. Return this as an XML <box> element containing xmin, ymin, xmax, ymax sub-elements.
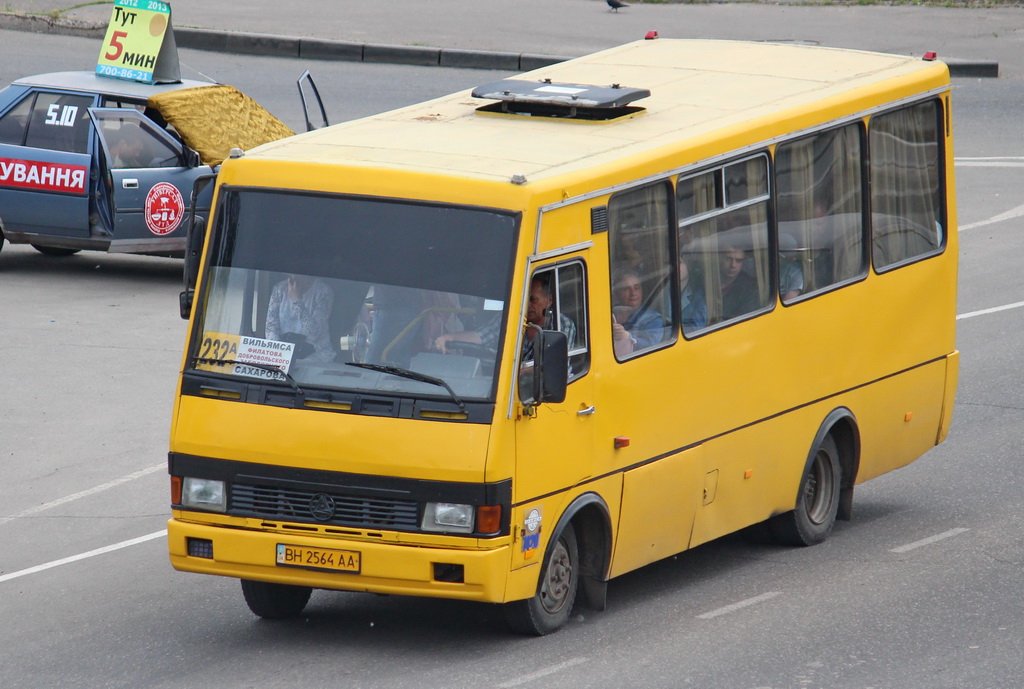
<box><xmin>167</xmin><ymin>38</ymin><xmax>958</xmax><ymax>635</ymax></box>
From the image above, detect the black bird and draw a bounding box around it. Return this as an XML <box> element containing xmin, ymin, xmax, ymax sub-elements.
<box><xmin>607</xmin><ymin>0</ymin><xmax>629</xmax><ymax>11</ymax></box>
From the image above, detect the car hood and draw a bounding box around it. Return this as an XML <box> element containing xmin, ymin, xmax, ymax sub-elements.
<box><xmin>149</xmin><ymin>84</ymin><xmax>295</xmax><ymax>165</ymax></box>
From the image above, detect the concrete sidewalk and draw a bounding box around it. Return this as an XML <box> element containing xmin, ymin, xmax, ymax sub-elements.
<box><xmin>2</xmin><ymin>0</ymin><xmax>1017</xmax><ymax>77</ymax></box>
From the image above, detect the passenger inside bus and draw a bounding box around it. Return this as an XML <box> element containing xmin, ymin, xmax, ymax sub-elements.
<box><xmin>679</xmin><ymin>255</ymin><xmax>707</xmax><ymax>332</ymax></box>
<box><xmin>718</xmin><ymin>244</ymin><xmax>759</xmax><ymax>320</ymax></box>
<box><xmin>265</xmin><ymin>273</ymin><xmax>335</xmax><ymax>362</ymax></box>
<box><xmin>611</xmin><ymin>268</ymin><xmax>668</xmax><ymax>357</ymax></box>
<box><xmin>778</xmin><ymin>233</ymin><xmax>804</xmax><ymax>302</ymax></box>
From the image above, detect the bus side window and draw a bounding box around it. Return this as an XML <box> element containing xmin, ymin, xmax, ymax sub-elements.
<box><xmin>608</xmin><ymin>182</ymin><xmax>676</xmax><ymax>359</ymax></box>
<box><xmin>775</xmin><ymin>122</ymin><xmax>867</xmax><ymax>300</ymax></box>
<box><xmin>869</xmin><ymin>100</ymin><xmax>944</xmax><ymax>270</ymax></box>
<box><xmin>677</xmin><ymin>157</ymin><xmax>771</xmax><ymax>328</ymax></box>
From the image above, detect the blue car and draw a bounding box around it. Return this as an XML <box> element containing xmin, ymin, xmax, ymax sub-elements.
<box><xmin>0</xmin><ymin>71</ymin><xmax>297</xmax><ymax>258</ymax></box>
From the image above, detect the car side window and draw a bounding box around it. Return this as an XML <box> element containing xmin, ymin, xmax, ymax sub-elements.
<box><xmin>97</xmin><ymin>114</ymin><xmax>183</xmax><ymax>169</ymax></box>
<box><xmin>0</xmin><ymin>93</ymin><xmax>34</xmax><ymax>146</ymax></box>
<box><xmin>24</xmin><ymin>92</ymin><xmax>94</xmax><ymax>154</ymax></box>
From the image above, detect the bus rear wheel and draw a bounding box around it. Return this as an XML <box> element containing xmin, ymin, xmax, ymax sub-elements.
<box><xmin>503</xmin><ymin>523</ymin><xmax>579</xmax><ymax>635</ymax></box>
<box><xmin>240</xmin><ymin>579</ymin><xmax>312</xmax><ymax>619</ymax></box>
<box><xmin>770</xmin><ymin>435</ymin><xmax>841</xmax><ymax>546</ymax></box>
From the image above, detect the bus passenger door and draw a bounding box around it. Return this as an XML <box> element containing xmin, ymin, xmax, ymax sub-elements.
<box><xmin>512</xmin><ymin>261</ymin><xmax>597</xmax><ymax>564</ymax></box>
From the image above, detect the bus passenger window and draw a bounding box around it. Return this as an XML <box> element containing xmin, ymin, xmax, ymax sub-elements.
<box><xmin>776</xmin><ymin>123</ymin><xmax>867</xmax><ymax>299</ymax></box>
<box><xmin>677</xmin><ymin>156</ymin><xmax>772</xmax><ymax>329</ymax></box>
<box><xmin>608</xmin><ymin>182</ymin><xmax>675</xmax><ymax>359</ymax></box>
<box><xmin>870</xmin><ymin>100</ymin><xmax>944</xmax><ymax>270</ymax></box>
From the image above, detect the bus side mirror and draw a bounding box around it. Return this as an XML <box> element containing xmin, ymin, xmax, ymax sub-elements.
<box><xmin>519</xmin><ymin>329</ymin><xmax>568</xmax><ymax>407</ymax></box>
<box><xmin>179</xmin><ymin>288</ymin><xmax>194</xmax><ymax>320</ymax></box>
<box><xmin>183</xmin><ymin>214</ymin><xmax>205</xmax><ymax>285</ymax></box>
<box><xmin>181</xmin><ymin>173</ymin><xmax>217</xmax><ymax>319</ymax></box>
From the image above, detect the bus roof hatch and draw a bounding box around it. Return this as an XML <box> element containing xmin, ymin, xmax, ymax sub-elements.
<box><xmin>471</xmin><ymin>79</ymin><xmax>650</xmax><ymax>121</ymax></box>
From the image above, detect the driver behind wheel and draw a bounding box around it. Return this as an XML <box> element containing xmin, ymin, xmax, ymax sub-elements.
<box><xmin>433</xmin><ymin>275</ymin><xmax>575</xmax><ymax>361</ymax></box>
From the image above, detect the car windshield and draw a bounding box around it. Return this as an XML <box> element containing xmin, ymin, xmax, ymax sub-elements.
<box><xmin>190</xmin><ymin>187</ymin><xmax>519</xmax><ymax>404</ymax></box>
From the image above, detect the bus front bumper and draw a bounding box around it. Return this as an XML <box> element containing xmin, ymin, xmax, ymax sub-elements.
<box><xmin>167</xmin><ymin>518</ymin><xmax>516</xmax><ymax>602</ymax></box>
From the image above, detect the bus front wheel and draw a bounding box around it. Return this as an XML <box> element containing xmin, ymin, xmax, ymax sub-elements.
<box><xmin>503</xmin><ymin>523</ymin><xmax>579</xmax><ymax>635</ymax></box>
<box><xmin>770</xmin><ymin>435</ymin><xmax>841</xmax><ymax>546</ymax></box>
<box><xmin>240</xmin><ymin>579</ymin><xmax>312</xmax><ymax>619</ymax></box>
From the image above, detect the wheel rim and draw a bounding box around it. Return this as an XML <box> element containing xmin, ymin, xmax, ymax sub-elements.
<box><xmin>539</xmin><ymin>537</ymin><xmax>574</xmax><ymax>614</ymax></box>
<box><xmin>803</xmin><ymin>448</ymin><xmax>836</xmax><ymax>525</ymax></box>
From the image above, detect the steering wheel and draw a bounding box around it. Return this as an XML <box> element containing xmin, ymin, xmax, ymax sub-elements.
<box><xmin>445</xmin><ymin>340</ymin><xmax>497</xmax><ymax>365</ymax></box>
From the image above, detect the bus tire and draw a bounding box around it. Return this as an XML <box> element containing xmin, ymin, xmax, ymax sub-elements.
<box><xmin>240</xmin><ymin>579</ymin><xmax>312</xmax><ymax>619</ymax></box>
<box><xmin>31</xmin><ymin>244</ymin><xmax>80</xmax><ymax>257</ymax></box>
<box><xmin>769</xmin><ymin>434</ymin><xmax>841</xmax><ymax>546</ymax></box>
<box><xmin>503</xmin><ymin>523</ymin><xmax>579</xmax><ymax>635</ymax></box>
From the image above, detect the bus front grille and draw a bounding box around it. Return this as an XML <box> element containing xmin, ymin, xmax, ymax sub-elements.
<box><xmin>231</xmin><ymin>482</ymin><xmax>420</xmax><ymax>529</ymax></box>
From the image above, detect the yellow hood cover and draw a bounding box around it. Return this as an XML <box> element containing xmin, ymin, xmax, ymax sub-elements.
<box><xmin>149</xmin><ymin>84</ymin><xmax>295</xmax><ymax>165</ymax></box>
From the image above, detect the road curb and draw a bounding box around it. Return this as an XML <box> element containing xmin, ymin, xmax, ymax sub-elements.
<box><xmin>0</xmin><ymin>11</ymin><xmax>997</xmax><ymax>77</ymax></box>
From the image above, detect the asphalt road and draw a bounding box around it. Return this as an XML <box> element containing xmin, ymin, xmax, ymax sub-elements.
<box><xmin>2</xmin><ymin>28</ymin><xmax>1024</xmax><ymax>689</ymax></box>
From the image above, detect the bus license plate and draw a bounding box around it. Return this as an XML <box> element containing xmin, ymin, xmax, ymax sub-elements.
<box><xmin>276</xmin><ymin>544</ymin><xmax>361</xmax><ymax>573</ymax></box>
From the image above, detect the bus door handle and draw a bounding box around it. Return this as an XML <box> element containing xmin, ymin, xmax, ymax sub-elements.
<box><xmin>122</xmin><ymin>178</ymin><xmax>139</xmax><ymax>189</ymax></box>
<box><xmin>578</xmin><ymin>405</ymin><xmax>596</xmax><ymax>416</ymax></box>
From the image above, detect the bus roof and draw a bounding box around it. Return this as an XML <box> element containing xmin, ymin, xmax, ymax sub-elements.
<box><xmin>246</xmin><ymin>39</ymin><xmax>949</xmax><ymax>189</ymax></box>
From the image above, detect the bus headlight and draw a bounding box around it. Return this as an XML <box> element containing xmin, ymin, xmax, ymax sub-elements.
<box><xmin>181</xmin><ymin>477</ymin><xmax>226</xmax><ymax>512</ymax></box>
<box><xmin>422</xmin><ymin>502</ymin><xmax>474</xmax><ymax>533</ymax></box>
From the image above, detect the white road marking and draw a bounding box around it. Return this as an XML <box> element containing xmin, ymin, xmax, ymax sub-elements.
<box><xmin>890</xmin><ymin>528</ymin><xmax>969</xmax><ymax>554</ymax></box>
<box><xmin>0</xmin><ymin>530</ymin><xmax>167</xmax><ymax>584</ymax></box>
<box><xmin>955</xmin><ymin>156</ymin><xmax>1024</xmax><ymax>165</ymax></box>
<box><xmin>697</xmin><ymin>591</ymin><xmax>781</xmax><ymax>620</ymax></box>
<box><xmin>497</xmin><ymin>657</ymin><xmax>589</xmax><ymax>688</ymax></box>
<box><xmin>959</xmin><ymin>201</ymin><xmax>1024</xmax><ymax>231</ymax></box>
<box><xmin>954</xmin><ymin>157</ymin><xmax>1024</xmax><ymax>230</ymax></box>
<box><xmin>955</xmin><ymin>161</ymin><xmax>1024</xmax><ymax>168</ymax></box>
<box><xmin>0</xmin><ymin>463</ymin><xmax>165</xmax><ymax>527</ymax></box>
<box><xmin>957</xmin><ymin>300</ymin><xmax>1024</xmax><ymax>320</ymax></box>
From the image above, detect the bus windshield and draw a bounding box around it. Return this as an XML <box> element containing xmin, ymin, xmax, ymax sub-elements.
<box><xmin>189</xmin><ymin>188</ymin><xmax>519</xmax><ymax>403</ymax></box>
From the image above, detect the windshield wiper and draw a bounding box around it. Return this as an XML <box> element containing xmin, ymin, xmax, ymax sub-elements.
<box><xmin>346</xmin><ymin>362</ymin><xmax>465</xmax><ymax>410</ymax></box>
<box><xmin>192</xmin><ymin>357</ymin><xmax>304</xmax><ymax>395</ymax></box>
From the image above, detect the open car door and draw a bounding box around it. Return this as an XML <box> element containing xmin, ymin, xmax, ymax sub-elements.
<box><xmin>89</xmin><ymin>107</ymin><xmax>208</xmax><ymax>254</ymax></box>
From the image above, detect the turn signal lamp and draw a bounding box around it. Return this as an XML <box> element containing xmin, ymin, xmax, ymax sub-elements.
<box><xmin>476</xmin><ymin>505</ymin><xmax>502</xmax><ymax>535</ymax></box>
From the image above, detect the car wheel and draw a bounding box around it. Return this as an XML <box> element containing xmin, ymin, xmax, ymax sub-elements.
<box><xmin>31</xmin><ymin>244</ymin><xmax>80</xmax><ymax>257</ymax></box>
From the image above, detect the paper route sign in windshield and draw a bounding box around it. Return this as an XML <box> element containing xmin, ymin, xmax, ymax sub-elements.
<box><xmin>197</xmin><ymin>332</ymin><xmax>296</xmax><ymax>377</ymax></box>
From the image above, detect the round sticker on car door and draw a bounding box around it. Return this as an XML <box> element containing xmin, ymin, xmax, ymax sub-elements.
<box><xmin>144</xmin><ymin>182</ymin><xmax>184</xmax><ymax>235</ymax></box>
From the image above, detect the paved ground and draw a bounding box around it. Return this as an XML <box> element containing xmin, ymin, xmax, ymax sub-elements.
<box><xmin>2</xmin><ymin>0</ymin><xmax>1022</xmax><ymax>76</ymax></box>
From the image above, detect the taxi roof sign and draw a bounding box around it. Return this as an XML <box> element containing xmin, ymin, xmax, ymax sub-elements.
<box><xmin>96</xmin><ymin>0</ymin><xmax>181</xmax><ymax>85</ymax></box>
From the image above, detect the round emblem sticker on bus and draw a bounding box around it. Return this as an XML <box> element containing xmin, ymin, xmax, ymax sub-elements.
<box><xmin>144</xmin><ymin>182</ymin><xmax>184</xmax><ymax>235</ymax></box>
